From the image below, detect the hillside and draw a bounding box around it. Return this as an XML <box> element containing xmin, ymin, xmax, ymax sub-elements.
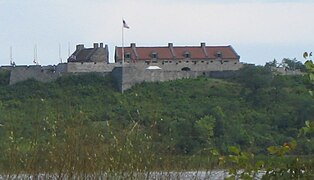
<box><xmin>0</xmin><ymin>66</ymin><xmax>313</xmax><ymax>158</ymax></box>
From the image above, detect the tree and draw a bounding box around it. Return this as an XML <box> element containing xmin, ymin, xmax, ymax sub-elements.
<box><xmin>301</xmin><ymin>53</ymin><xmax>314</xmax><ymax>141</ymax></box>
<box><xmin>303</xmin><ymin>52</ymin><xmax>314</xmax><ymax>95</ymax></box>
<box><xmin>195</xmin><ymin>115</ymin><xmax>215</xmax><ymax>143</ymax></box>
<box><xmin>282</xmin><ymin>58</ymin><xmax>306</xmax><ymax>72</ymax></box>
<box><xmin>236</xmin><ymin>65</ymin><xmax>273</xmax><ymax>91</ymax></box>
<box><xmin>265</xmin><ymin>59</ymin><xmax>278</xmax><ymax>69</ymax></box>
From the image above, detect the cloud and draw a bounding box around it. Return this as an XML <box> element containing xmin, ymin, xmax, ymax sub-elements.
<box><xmin>89</xmin><ymin>0</ymin><xmax>314</xmax><ymax>44</ymax></box>
<box><xmin>0</xmin><ymin>0</ymin><xmax>314</xmax><ymax>65</ymax></box>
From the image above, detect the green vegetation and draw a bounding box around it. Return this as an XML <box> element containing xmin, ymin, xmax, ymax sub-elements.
<box><xmin>265</xmin><ymin>58</ymin><xmax>306</xmax><ymax>72</ymax></box>
<box><xmin>0</xmin><ymin>69</ymin><xmax>10</xmax><ymax>86</ymax></box>
<box><xmin>0</xmin><ymin>65</ymin><xmax>314</xmax><ymax>178</ymax></box>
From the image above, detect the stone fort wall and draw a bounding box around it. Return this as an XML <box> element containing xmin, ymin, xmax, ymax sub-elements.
<box><xmin>125</xmin><ymin>61</ymin><xmax>242</xmax><ymax>71</ymax></box>
<box><xmin>1</xmin><ymin>61</ymin><xmax>243</xmax><ymax>91</ymax></box>
<box><xmin>67</xmin><ymin>62</ymin><xmax>120</xmax><ymax>73</ymax></box>
<box><xmin>111</xmin><ymin>63</ymin><xmax>243</xmax><ymax>92</ymax></box>
<box><xmin>7</xmin><ymin>63</ymin><xmax>67</xmax><ymax>85</ymax></box>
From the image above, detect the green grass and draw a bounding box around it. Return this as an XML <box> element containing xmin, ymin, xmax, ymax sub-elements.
<box><xmin>0</xmin><ymin>70</ymin><xmax>313</xmax><ymax>178</ymax></box>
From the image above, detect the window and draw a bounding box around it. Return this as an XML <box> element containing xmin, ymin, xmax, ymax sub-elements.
<box><xmin>151</xmin><ymin>52</ymin><xmax>158</xmax><ymax>59</ymax></box>
<box><xmin>125</xmin><ymin>53</ymin><xmax>131</xmax><ymax>59</ymax></box>
<box><xmin>184</xmin><ymin>52</ymin><xmax>191</xmax><ymax>58</ymax></box>
<box><xmin>216</xmin><ymin>51</ymin><xmax>222</xmax><ymax>58</ymax></box>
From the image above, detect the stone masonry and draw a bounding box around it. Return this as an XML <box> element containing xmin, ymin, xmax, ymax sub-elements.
<box><xmin>1</xmin><ymin>42</ymin><xmax>244</xmax><ymax>91</ymax></box>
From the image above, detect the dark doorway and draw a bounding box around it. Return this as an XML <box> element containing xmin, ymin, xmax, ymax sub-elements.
<box><xmin>181</xmin><ymin>67</ymin><xmax>191</xmax><ymax>71</ymax></box>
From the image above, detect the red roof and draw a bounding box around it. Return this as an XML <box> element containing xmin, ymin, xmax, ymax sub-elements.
<box><xmin>115</xmin><ymin>43</ymin><xmax>240</xmax><ymax>61</ymax></box>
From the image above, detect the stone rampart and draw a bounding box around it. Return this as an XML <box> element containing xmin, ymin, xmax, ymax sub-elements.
<box><xmin>9</xmin><ymin>64</ymin><xmax>67</xmax><ymax>85</ymax></box>
<box><xmin>122</xmin><ymin>61</ymin><xmax>243</xmax><ymax>72</ymax></box>
<box><xmin>67</xmin><ymin>62</ymin><xmax>120</xmax><ymax>73</ymax></box>
<box><xmin>111</xmin><ymin>64</ymin><xmax>241</xmax><ymax>92</ymax></box>
<box><xmin>4</xmin><ymin>61</ymin><xmax>243</xmax><ymax>91</ymax></box>
<box><xmin>111</xmin><ymin>66</ymin><xmax>123</xmax><ymax>91</ymax></box>
<box><xmin>271</xmin><ymin>67</ymin><xmax>305</xmax><ymax>75</ymax></box>
<box><xmin>0</xmin><ymin>66</ymin><xmax>14</xmax><ymax>71</ymax></box>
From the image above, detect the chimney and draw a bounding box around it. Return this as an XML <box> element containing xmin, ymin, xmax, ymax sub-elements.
<box><xmin>168</xmin><ymin>43</ymin><xmax>176</xmax><ymax>58</ymax></box>
<box><xmin>100</xmin><ymin>43</ymin><xmax>103</xmax><ymax>48</ymax></box>
<box><xmin>76</xmin><ymin>44</ymin><xmax>84</xmax><ymax>50</ymax></box>
<box><xmin>93</xmin><ymin>43</ymin><xmax>99</xmax><ymax>48</ymax></box>
<box><xmin>130</xmin><ymin>43</ymin><xmax>138</xmax><ymax>58</ymax></box>
<box><xmin>105</xmin><ymin>44</ymin><xmax>109</xmax><ymax>63</ymax></box>
<box><xmin>201</xmin><ymin>42</ymin><xmax>208</xmax><ymax>57</ymax></box>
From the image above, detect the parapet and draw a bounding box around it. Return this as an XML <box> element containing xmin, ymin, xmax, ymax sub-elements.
<box><xmin>9</xmin><ymin>64</ymin><xmax>67</xmax><ymax>85</ymax></box>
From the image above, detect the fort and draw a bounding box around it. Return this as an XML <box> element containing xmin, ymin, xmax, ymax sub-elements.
<box><xmin>1</xmin><ymin>42</ymin><xmax>244</xmax><ymax>92</ymax></box>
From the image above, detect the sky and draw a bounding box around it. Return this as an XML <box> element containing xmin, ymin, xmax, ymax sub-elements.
<box><xmin>1</xmin><ymin>0</ymin><xmax>314</xmax><ymax>65</ymax></box>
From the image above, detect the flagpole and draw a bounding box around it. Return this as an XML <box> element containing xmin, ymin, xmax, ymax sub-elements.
<box><xmin>59</xmin><ymin>43</ymin><xmax>62</xmax><ymax>63</ymax></box>
<box><xmin>10</xmin><ymin>46</ymin><xmax>12</xmax><ymax>65</ymax></box>
<box><xmin>34</xmin><ymin>45</ymin><xmax>36</xmax><ymax>64</ymax></box>
<box><xmin>122</xmin><ymin>22</ymin><xmax>124</xmax><ymax>66</ymax></box>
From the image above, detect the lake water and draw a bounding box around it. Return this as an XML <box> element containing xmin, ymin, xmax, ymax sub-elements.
<box><xmin>0</xmin><ymin>170</ymin><xmax>265</xmax><ymax>179</ymax></box>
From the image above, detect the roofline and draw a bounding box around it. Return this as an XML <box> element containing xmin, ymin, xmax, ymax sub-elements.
<box><xmin>121</xmin><ymin>57</ymin><xmax>239</xmax><ymax>61</ymax></box>
<box><xmin>115</xmin><ymin>45</ymin><xmax>233</xmax><ymax>48</ymax></box>
<box><xmin>228</xmin><ymin>45</ymin><xmax>241</xmax><ymax>59</ymax></box>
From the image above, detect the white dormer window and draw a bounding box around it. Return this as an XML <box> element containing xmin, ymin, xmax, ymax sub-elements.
<box><xmin>184</xmin><ymin>52</ymin><xmax>191</xmax><ymax>58</ymax></box>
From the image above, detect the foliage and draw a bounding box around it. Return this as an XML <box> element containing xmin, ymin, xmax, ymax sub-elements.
<box><xmin>224</xmin><ymin>146</ymin><xmax>261</xmax><ymax>180</ymax></box>
<box><xmin>263</xmin><ymin>140</ymin><xmax>314</xmax><ymax>179</ymax></box>
<box><xmin>0</xmin><ymin>69</ymin><xmax>10</xmax><ymax>86</ymax></box>
<box><xmin>195</xmin><ymin>115</ymin><xmax>215</xmax><ymax>144</ymax></box>
<box><xmin>265</xmin><ymin>59</ymin><xmax>278</xmax><ymax>68</ymax></box>
<box><xmin>305</xmin><ymin>60</ymin><xmax>314</xmax><ymax>94</ymax></box>
<box><xmin>0</xmin><ymin>67</ymin><xmax>313</xmax><ymax>177</ymax></box>
<box><xmin>282</xmin><ymin>58</ymin><xmax>306</xmax><ymax>72</ymax></box>
<box><xmin>234</xmin><ymin>65</ymin><xmax>273</xmax><ymax>91</ymax></box>
<box><xmin>265</xmin><ymin>58</ymin><xmax>306</xmax><ymax>72</ymax></box>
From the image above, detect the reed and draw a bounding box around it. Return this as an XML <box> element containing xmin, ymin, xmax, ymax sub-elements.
<box><xmin>3</xmin><ymin>99</ymin><xmax>312</xmax><ymax>179</ymax></box>
<box><xmin>0</xmin><ymin>107</ymin><xmax>223</xmax><ymax>179</ymax></box>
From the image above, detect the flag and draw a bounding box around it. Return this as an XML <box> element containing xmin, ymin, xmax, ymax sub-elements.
<box><xmin>123</xmin><ymin>19</ymin><xmax>130</xmax><ymax>29</ymax></box>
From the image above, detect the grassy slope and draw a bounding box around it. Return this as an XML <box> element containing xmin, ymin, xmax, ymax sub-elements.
<box><xmin>0</xmin><ymin>73</ymin><xmax>313</xmax><ymax>155</ymax></box>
